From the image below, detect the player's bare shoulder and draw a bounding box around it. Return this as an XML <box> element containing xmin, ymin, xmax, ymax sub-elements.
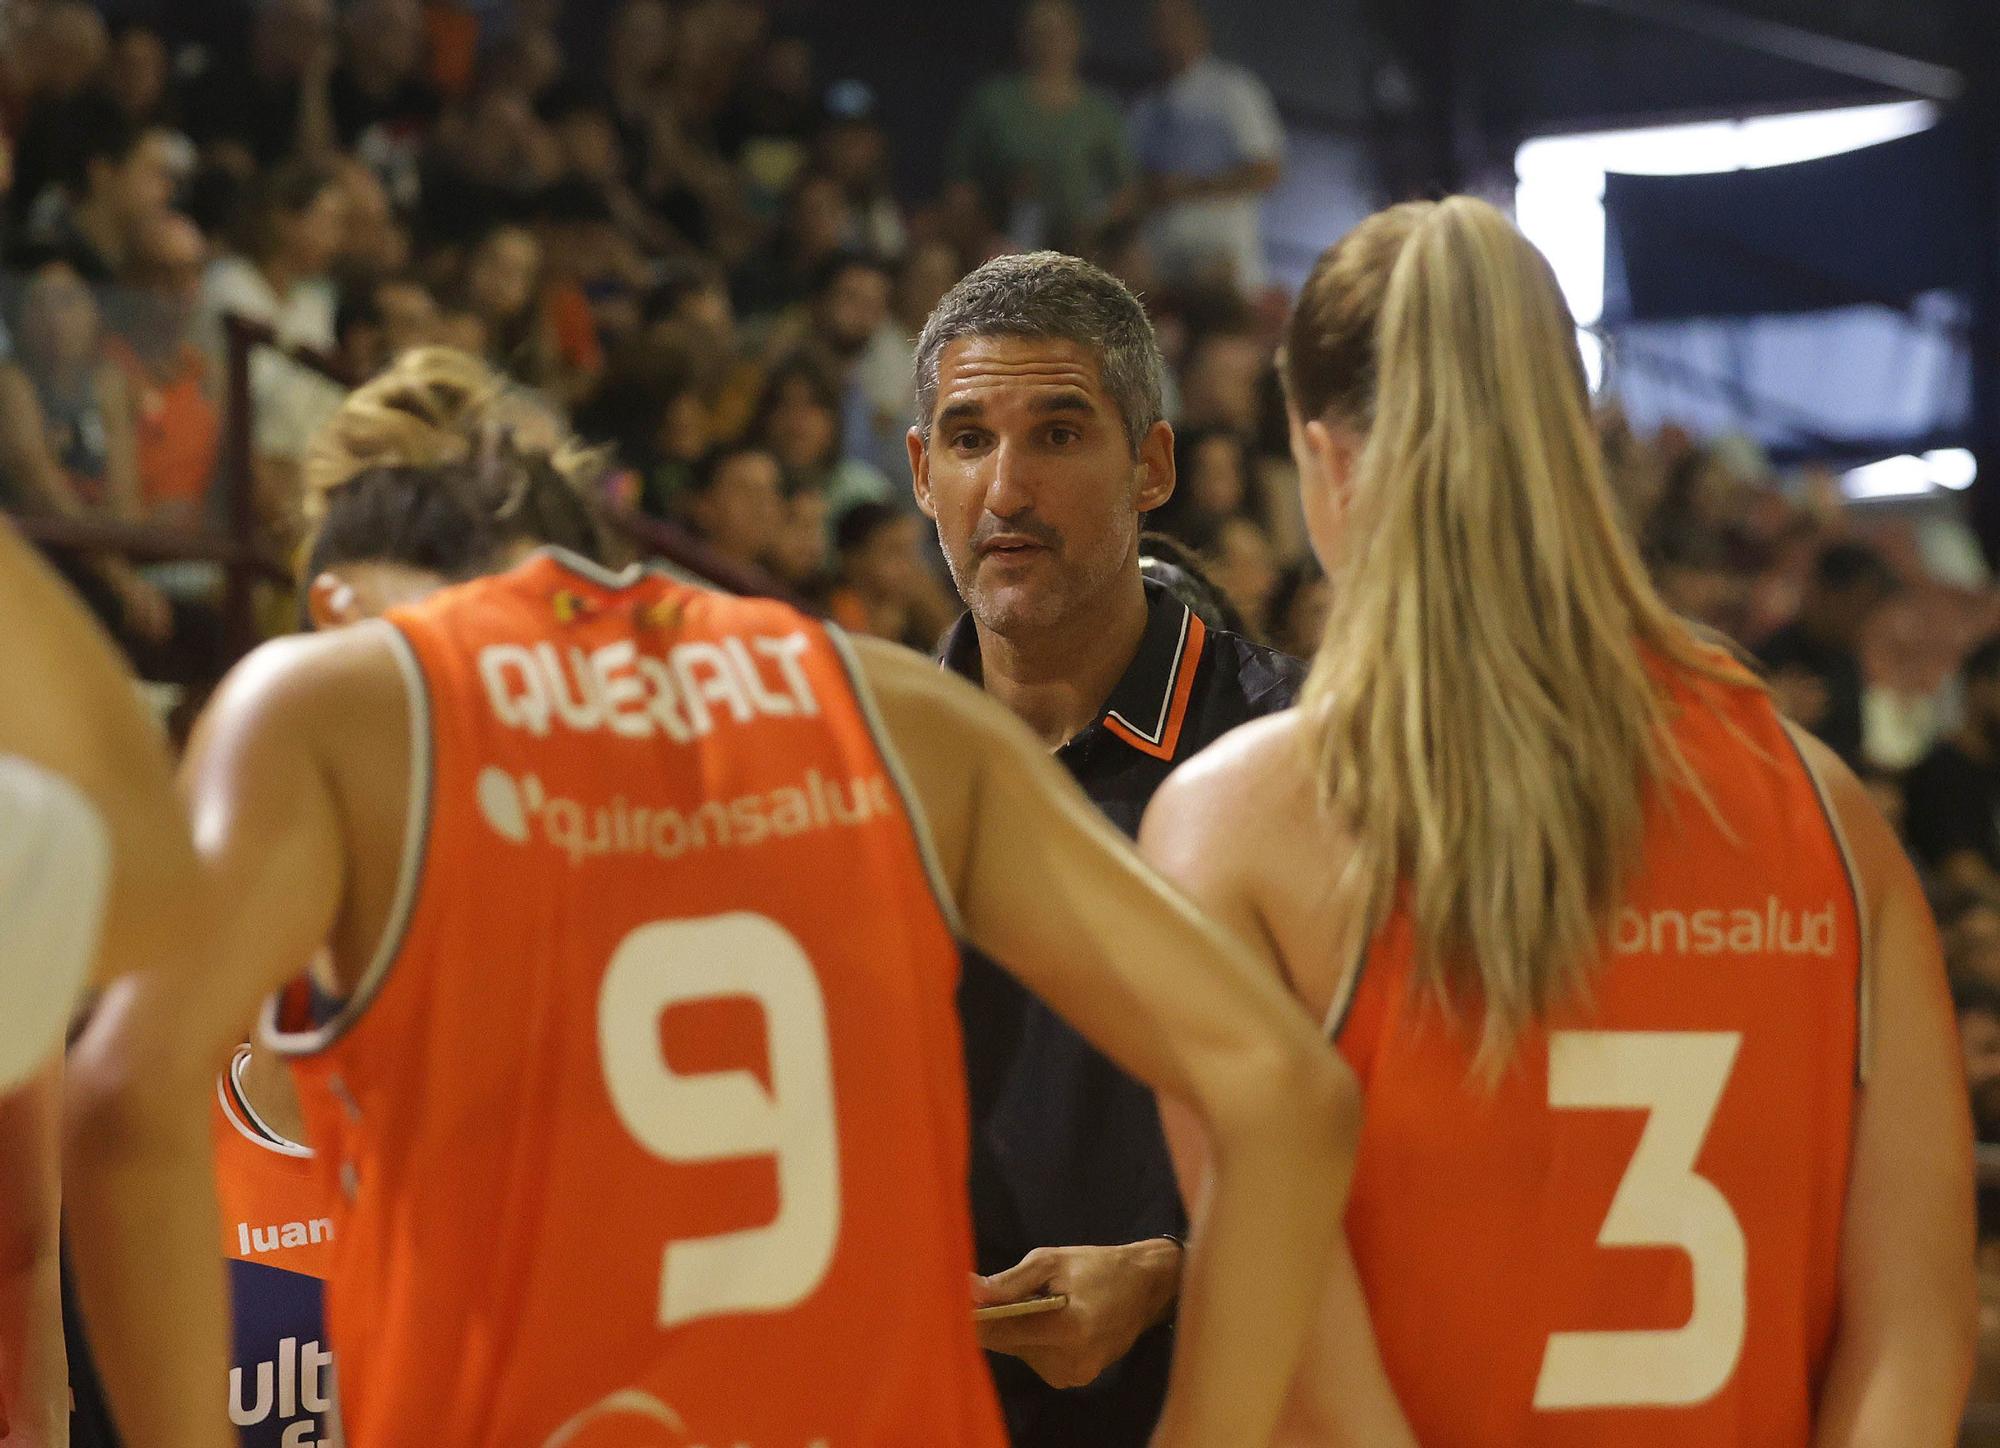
<box><xmin>1143</xmin><ymin>707</ymin><xmax>1320</xmax><ymax>869</ymax></box>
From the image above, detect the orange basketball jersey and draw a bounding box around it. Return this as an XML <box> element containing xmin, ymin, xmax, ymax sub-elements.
<box><xmin>213</xmin><ymin>1046</ymin><xmax>337</xmax><ymax>1446</ymax></box>
<box><xmin>268</xmin><ymin>550</ymin><xmax>1003</xmax><ymax>1448</ymax></box>
<box><xmin>1333</xmin><ymin>654</ymin><xmax>1862</xmax><ymax>1447</ymax></box>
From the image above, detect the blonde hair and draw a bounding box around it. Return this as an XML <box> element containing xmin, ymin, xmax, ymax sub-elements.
<box><xmin>299</xmin><ymin>346</ymin><xmax>605</xmax><ymax>577</ymax></box>
<box><xmin>1283</xmin><ymin>197</ymin><xmax>1730</xmax><ymax>1064</ymax></box>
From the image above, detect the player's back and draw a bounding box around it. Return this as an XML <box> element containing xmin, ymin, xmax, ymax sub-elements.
<box><xmin>269</xmin><ymin>550</ymin><xmax>1003</xmax><ymax>1448</ymax></box>
<box><xmin>1333</xmin><ymin>653</ymin><xmax>1861</xmax><ymax>1446</ymax></box>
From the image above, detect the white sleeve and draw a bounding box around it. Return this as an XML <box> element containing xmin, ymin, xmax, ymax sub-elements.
<box><xmin>1226</xmin><ymin>69</ymin><xmax>1285</xmax><ymax>162</ymax></box>
<box><xmin>0</xmin><ymin>757</ymin><xmax>110</xmax><ymax>1088</ymax></box>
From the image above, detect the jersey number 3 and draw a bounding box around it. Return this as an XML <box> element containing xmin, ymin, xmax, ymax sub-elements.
<box><xmin>1533</xmin><ymin>1029</ymin><xmax>1747</xmax><ymax>1410</ymax></box>
<box><xmin>598</xmin><ymin>913</ymin><xmax>842</xmax><ymax>1330</ymax></box>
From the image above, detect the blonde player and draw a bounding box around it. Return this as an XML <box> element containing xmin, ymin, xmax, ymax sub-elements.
<box><xmin>66</xmin><ymin>348</ymin><xmax>1355</xmax><ymax>1448</ymax></box>
<box><xmin>1142</xmin><ymin>197</ymin><xmax>1974</xmax><ymax>1445</ymax></box>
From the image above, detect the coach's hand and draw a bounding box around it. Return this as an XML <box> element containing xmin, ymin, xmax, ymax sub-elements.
<box><xmin>972</xmin><ymin>1240</ymin><xmax>1182</xmax><ymax>1390</ymax></box>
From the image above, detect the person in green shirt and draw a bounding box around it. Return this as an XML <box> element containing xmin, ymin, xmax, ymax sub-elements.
<box><xmin>945</xmin><ymin>0</ymin><xmax>1137</xmax><ymax>254</ymax></box>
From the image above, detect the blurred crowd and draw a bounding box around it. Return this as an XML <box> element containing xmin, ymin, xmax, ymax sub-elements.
<box><xmin>0</xmin><ymin>0</ymin><xmax>1305</xmax><ymax>679</ymax></box>
<box><xmin>5</xmin><ymin>0</ymin><xmax>2000</xmax><ymax>1193</ymax></box>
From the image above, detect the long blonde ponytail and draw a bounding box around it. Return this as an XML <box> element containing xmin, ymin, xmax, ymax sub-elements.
<box><xmin>1285</xmin><ymin>197</ymin><xmax>1726</xmax><ymax>1064</ymax></box>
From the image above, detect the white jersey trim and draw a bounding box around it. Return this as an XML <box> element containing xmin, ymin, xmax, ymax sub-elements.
<box><xmin>822</xmin><ymin>624</ymin><xmax>966</xmax><ymax>940</ymax></box>
<box><xmin>1780</xmin><ymin>719</ymin><xmax>1872</xmax><ymax>1083</ymax></box>
<box><xmin>264</xmin><ymin>620</ymin><xmax>435</xmax><ymax>1058</ymax></box>
<box><xmin>538</xmin><ymin>544</ymin><xmax>713</xmax><ymax>594</ymax></box>
<box><xmin>216</xmin><ymin>1046</ymin><xmax>313</xmax><ymax>1159</ymax></box>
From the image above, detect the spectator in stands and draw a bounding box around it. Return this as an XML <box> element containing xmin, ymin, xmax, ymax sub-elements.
<box><xmin>335</xmin><ymin>272</ymin><xmax>439</xmax><ymax>382</ymax></box>
<box><xmin>752</xmin><ymin>351</ymin><xmax>890</xmax><ymax>520</ymax></box>
<box><xmin>1185</xmin><ymin>509</ymin><xmax>1277</xmax><ymax>639</ymax></box>
<box><xmin>107</xmin><ymin>22</ymin><xmax>175</xmax><ymax>131</ymax></box>
<box><xmin>717</xmin><ymin>35</ymin><xmax>819</xmax><ymax>210</ymax></box>
<box><xmin>604</xmin><ymin>0</ymin><xmax>679</xmax><ymax>169</ymax></box>
<box><xmin>456</xmin><ymin>220</ymin><xmax>601</xmax><ymax>407</ymax></box>
<box><xmin>944</xmin><ymin>0</ymin><xmax>1135</xmax><ymax>253</ymax></box>
<box><xmin>1176</xmin><ymin>319</ymin><xmax>1266</xmax><ymax>433</ymax></box>
<box><xmin>1264</xmin><ymin>558</ymin><xmax>1328</xmax><ymax>658</ymax></box>
<box><xmin>577</xmin><ymin>339</ymin><xmax>712</xmax><ymax>520</ymax></box>
<box><xmin>816</xmin><ymin>80</ymin><xmax>905</xmax><ymax>259</ymax></box>
<box><xmin>16</xmin><ymin>98</ymin><xmax>177</xmax><ymax>285</ymax></box>
<box><xmin>418</xmin><ymin>81</ymin><xmax>560</xmax><ymax>248</ymax></box>
<box><xmin>1128</xmin><ymin>0</ymin><xmax>1284</xmax><ymax>294</ymax></box>
<box><xmin>826</xmin><ymin>499</ymin><xmax>956</xmax><ymax>648</ymax></box>
<box><xmin>733</xmin><ymin>171</ymin><xmax>852</xmax><ymax>322</ymax></box>
<box><xmin>4</xmin><ymin>1</ymin><xmax>111</xmax><ymax>236</ymax></box>
<box><xmin>0</xmin><ymin>257</ymin><xmax>170</xmax><ymax>649</ymax></box>
<box><xmin>543</xmin><ymin>87</ymin><xmax>684</xmax><ymax>260</ymax></box>
<box><xmin>767</xmin><ymin>481</ymin><xmax>834</xmax><ymax>602</ymax></box>
<box><xmin>1147</xmin><ymin>423</ymin><xmax>1251</xmax><ymax>544</ymax></box>
<box><xmin>329</xmin><ymin>0</ymin><xmax>439</xmax><ymax>149</ymax></box>
<box><xmin>645</xmin><ymin>258</ymin><xmax>763</xmax><ymax>443</ymax></box>
<box><xmin>1757</xmin><ymin>539</ymin><xmax>1898</xmax><ymax>767</ymax></box>
<box><xmin>106</xmin><ymin>212</ymin><xmax>221</xmax><ymax>527</ymax></box>
<box><xmin>1958</xmin><ymin>981</ymin><xmax>2000</xmax><ymax>1144</ymax></box>
<box><xmin>682</xmin><ymin>438</ymin><xmax>785</xmax><ymax>574</ymax></box>
<box><xmin>332</xmin><ymin>154</ymin><xmax>412</xmax><ymax>278</ymax></box>
<box><xmin>181</xmin><ymin>0</ymin><xmax>339</xmax><ymax>168</ymax></box>
<box><xmin>1906</xmin><ymin>637</ymin><xmax>2000</xmax><ymax>897</ymax></box>
<box><xmin>856</xmin><ymin>238</ymin><xmax>965</xmax><ymax>480</ymax></box>
<box><xmin>791</xmin><ymin>250</ymin><xmax>895</xmax><ymax>472</ymax></box>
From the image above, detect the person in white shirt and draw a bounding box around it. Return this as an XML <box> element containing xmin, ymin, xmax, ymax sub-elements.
<box><xmin>1128</xmin><ymin>0</ymin><xmax>1284</xmax><ymax>294</ymax></box>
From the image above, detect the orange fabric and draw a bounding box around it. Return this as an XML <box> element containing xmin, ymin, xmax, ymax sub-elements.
<box><xmin>1335</xmin><ymin>656</ymin><xmax>1859</xmax><ymax>1447</ymax></box>
<box><xmin>275</xmin><ymin>553</ymin><xmax>1001</xmax><ymax>1448</ymax></box>
<box><xmin>422</xmin><ymin>3</ymin><xmax>480</xmax><ymax>99</ymax></box>
<box><xmin>546</xmin><ymin>283</ymin><xmax>604</xmax><ymax>376</ymax></box>
<box><xmin>106</xmin><ymin>339</ymin><xmax>220</xmax><ymax>509</ymax></box>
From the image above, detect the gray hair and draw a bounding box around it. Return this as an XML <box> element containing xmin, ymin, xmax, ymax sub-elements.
<box><xmin>913</xmin><ymin>251</ymin><xmax>1165</xmax><ymax>456</ymax></box>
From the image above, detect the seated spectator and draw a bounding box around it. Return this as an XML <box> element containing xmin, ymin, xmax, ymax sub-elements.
<box><xmin>330</xmin><ymin>0</ymin><xmax>439</xmax><ymax>149</ymax></box>
<box><xmin>943</xmin><ymin>0</ymin><xmax>1134</xmax><ymax>253</ymax></box>
<box><xmin>826</xmin><ymin>500</ymin><xmax>956</xmax><ymax>649</ymax></box>
<box><xmin>4</xmin><ymin>1</ymin><xmax>111</xmax><ymax>237</ymax></box>
<box><xmin>815</xmin><ymin>80</ymin><xmax>905</xmax><ymax>258</ymax></box>
<box><xmin>1944</xmin><ymin>888</ymin><xmax>2000</xmax><ymax>995</ymax></box>
<box><xmin>1129</xmin><ymin>0</ymin><xmax>1284</xmax><ymax>294</ymax></box>
<box><xmin>751</xmin><ymin>352</ymin><xmax>890</xmax><ymax>520</ymax></box>
<box><xmin>455</xmin><ymin>220</ymin><xmax>600</xmax><ymax>407</ymax></box>
<box><xmin>732</xmin><ymin>171</ymin><xmax>852</xmax><ymax>323</ymax></box>
<box><xmin>767</xmin><ymin>482</ymin><xmax>834</xmax><ymax>602</ymax></box>
<box><xmin>575</xmin><ymin>339</ymin><xmax>712</xmax><ymax>519</ymax></box>
<box><xmin>1907</xmin><ymin>637</ymin><xmax>2000</xmax><ymax>897</ymax></box>
<box><xmin>180</xmin><ymin>0</ymin><xmax>338</xmax><ymax>169</ymax></box>
<box><xmin>1756</xmin><ymin>540</ymin><xmax>1897</xmax><ymax>767</ymax></box>
<box><xmin>1264</xmin><ymin>558</ymin><xmax>1329</xmax><ymax>658</ymax></box>
<box><xmin>418</xmin><ymin>81</ymin><xmax>561</xmax><ymax>248</ymax></box>
<box><xmin>1176</xmin><ymin>318</ymin><xmax>1265</xmax><ymax>433</ymax></box>
<box><xmin>645</xmin><ymin>257</ymin><xmax>763</xmax><ymax>442</ymax></box>
<box><xmin>200</xmin><ymin>159</ymin><xmax>349</xmax><ymax>497</ymax></box>
<box><xmin>1184</xmin><ymin>509</ymin><xmax>1277</xmax><ymax>640</ymax></box>
<box><xmin>774</xmin><ymin>250</ymin><xmax>895</xmax><ymax>473</ymax></box>
<box><xmin>542</xmin><ymin>87</ymin><xmax>683</xmax><ymax>260</ymax></box>
<box><xmin>1147</xmin><ymin>423</ymin><xmax>1252</xmax><ymax>543</ymax></box>
<box><xmin>105</xmin><ymin>212</ymin><xmax>222</xmax><ymax>526</ymax></box>
<box><xmin>682</xmin><ymin>439</ymin><xmax>785</xmax><ymax>574</ymax></box>
<box><xmin>1960</xmin><ymin>980</ymin><xmax>2000</xmax><ymax>1144</ymax></box>
<box><xmin>107</xmin><ymin>21</ymin><xmax>176</xmax><ymax>130</ymax></box>
<box><xmin>718</xmin><ymin>35</ymin><xmax>820</xmax><ymax>210</ymax></box>
<box><xmin>855</xmin><ymin>238</ymin><xmax>963</xmax><ymax>466</ymax></box>
<box><xmin>332</xmin><ymin>155</ymin><xmax>413</xmax><ymax>281</ymax></box>
<box><xmin>15</xmin><ymin>97</ymin><xmax>178</xmax><ymax>285</ymax></box>
<box><xmin>0</xmin><ymin>258</ymin><xmax>177</xmax><ymax>659</ymax></box>
<box><xmin>335</xmin><ymin>272</ymin><xmax>440</xmax><ymax>382</ymax></box>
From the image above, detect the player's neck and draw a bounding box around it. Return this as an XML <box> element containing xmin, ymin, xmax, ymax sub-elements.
<box><xmin>974</xmin><ymin>570</ymin><xmax>1149</xmax><ymax>751</ymax></box>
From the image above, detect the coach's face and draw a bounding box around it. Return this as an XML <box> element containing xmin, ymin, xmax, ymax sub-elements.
<box><xmin>912</xmin><ymin>335</ymin><xmax>1173</xmax><ymax>638</ymax></box>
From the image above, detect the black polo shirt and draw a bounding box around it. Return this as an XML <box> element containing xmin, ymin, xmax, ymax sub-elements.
<box><xmin>943</xmin><ymin>578</ymin><xmax>1304</xmax><ymax>1448</ymax></box>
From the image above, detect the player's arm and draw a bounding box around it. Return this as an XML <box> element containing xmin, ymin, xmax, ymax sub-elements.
<box><xmin>853</xmin><ymin>639</ymin><xmax>1356</xmax><ymax>1448</ymax></box>
<box><xmin>66</xmin><ymin>631</ymin><xmax>368</xmax><ymax>1448</ymax></box>
<box><xmin>1139</xmin><ymin>729</ymin><xmax>1418</xmax><ymax>1448</ymax></box>
<box><xmin>0</xmin><ymin>1061</ymin><xmax>69</xmax><ymax>1445</ymax></box>
<box><xmin>1802</xmin><ymin>730</ymin><xmax>1976</xmax><ymax>1446</ymax></box>
<box><xmin>0</xmin><ymin>518</ymin><xmax>197</xmax><ymax>993</ymax></box>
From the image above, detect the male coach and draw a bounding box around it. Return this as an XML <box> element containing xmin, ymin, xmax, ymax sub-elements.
<box><xmin>907</xmin><ymin>252</ymin><xmax>1304</xmax><ymax>1447</ymax></box>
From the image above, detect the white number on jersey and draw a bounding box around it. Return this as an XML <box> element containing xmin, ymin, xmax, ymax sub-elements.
<box><xmin>1533</xmin><ymin>1029</ymin><xmax>1747</xmax><ymax>1410</ymax></box>
<box><xmin>598</xmin><ymin>912</ymin><xmax>841</xmax><ymax>1329</ymax></box>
